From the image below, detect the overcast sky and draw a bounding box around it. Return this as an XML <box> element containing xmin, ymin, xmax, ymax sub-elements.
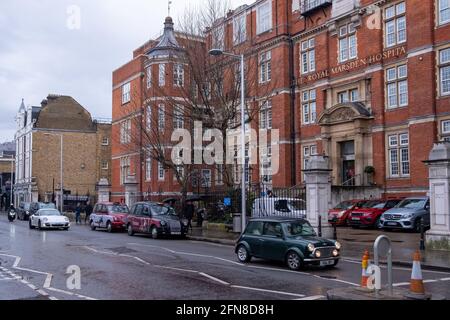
<box><xmin>0</xmin><ymin>0</ymin><xmax>248</xmax><ymax>143</ymax></box>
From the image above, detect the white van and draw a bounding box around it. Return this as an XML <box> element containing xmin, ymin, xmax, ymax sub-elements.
<box><xmin>251</xmin><ymin>197</ymin><xmax>306</xmax><ymax>219</ymax></box>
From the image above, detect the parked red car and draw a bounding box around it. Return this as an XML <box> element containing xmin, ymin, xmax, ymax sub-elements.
<box><xmin>90</xmin><ymin>202</ymin><xmax>130</xmax><ymax>233</ymax></box>
<box><xmin>347</xmin><ymin>199</ymin><xmax>403</xmax><ymax>228</ymax></box>
<box><xmin>328</xmin><ymin>200</ymin><xmax>370</xmax><ymax>226</ymax></box>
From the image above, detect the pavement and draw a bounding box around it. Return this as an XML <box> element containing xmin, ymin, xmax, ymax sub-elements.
<box><xmin>1</xmin><ymin>212</ymin><xmax>449</xmax><ymax>300</ymax></box>
<box><xmin>187</xmin><ymin>224</ymin><xmax>450</xmax><ymax>272</ymax></box>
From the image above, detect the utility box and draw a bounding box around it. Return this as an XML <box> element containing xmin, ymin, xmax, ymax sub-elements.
<box><xmin>233</xmin><ymin>213</ymin><xmax>242</xmax><ymax>233</ymax></box>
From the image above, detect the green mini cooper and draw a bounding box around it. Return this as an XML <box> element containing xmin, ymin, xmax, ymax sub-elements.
<box><xmin>235</xmin><ymin>217</ymin><xmax>341</xmax><ymax>270</ymax></box>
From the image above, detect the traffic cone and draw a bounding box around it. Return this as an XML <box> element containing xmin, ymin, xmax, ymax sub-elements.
<box><xmin>361</xmin><ymin>250</ymin><xmax>370</xmax><ymax>288</ymax></box>
<box><xmin>410</xmin><ymin>251</ymin><xmax>425</xmax><ymax>294</ymax></box>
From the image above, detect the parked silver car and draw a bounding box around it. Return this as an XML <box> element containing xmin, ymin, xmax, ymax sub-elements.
<box><xmin>378</xmin><ymin>197</ymin><xmax>430</xmax><ymax>232</ymax></box>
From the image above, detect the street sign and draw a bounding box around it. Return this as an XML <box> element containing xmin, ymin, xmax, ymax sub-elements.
<box><xmin>224</xmin><ymin>197</ymin><xmax>231</xmax><ymax>207</ymax></box>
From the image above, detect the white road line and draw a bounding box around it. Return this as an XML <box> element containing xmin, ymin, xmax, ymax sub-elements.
<box><xmin>27</xmin><ymin>283</ymin><xmax>38</xmax><ymax>290</ymax></box>
<box><xmin>393</xmin><ymin>282</ymin><xmax>410</xmax><ymax>287</ymax></box>
<box><xmin>423</xmin><ymin>279</ymin><xmax>438</xmax><ymax>283</ymax></box>
<box><xmin>313</xmin><ymin>276</ymin><xmax>359</xmax><ymax>287</ymax></box>
<box><xmin>199</xmin><ymin>272</ymin><xmax>230</xmax><ymax>286</ymax></box>
<box><xmin>440</xmin><ymin>277</ymin><xmax>450</xmax><ymax>281</ymax></box>
<box><xmin>49</xmin><ymin>297</ymin><xmax>58</xmax><ymax>300</ymax></box>
<box><xmin>47</xmin><ymin>287</ymin><xmax>74</xmax><ymax>296</ymax></box>
<box><xmin>294</xmin><ymin>295</ymin><xmax>325</xmax><ymax>300</ymax></box>
<box><xmin>37</xmin><ymin>289</ymin><xmax>49</xmax><ymax>296</ymax></box>
<box><xmin>230</xmin><ymin>285</ymin><xmax>305</xmax><ymax>298</ymax></box>
<box><xmin>342</xmin><ymin>259</ymin><xmax>450</xmax><ymax>275</ymax></box>
<box><xmin>154</xmin><ymin>265</ymin><xmax>200</xmax><ymax>274</ymax></box>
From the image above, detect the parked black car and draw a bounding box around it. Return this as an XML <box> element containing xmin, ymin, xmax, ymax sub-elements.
<box><xmin>235</xmin><ymin>217</ymin><xmax>341</xmax><ymax>270</ymax></box>
<box><xmin>29</xmin><ymin>202</ymin><xmax>56</xmax><ymax>217</ymax></box>
<box><xmin>17</xmin><ymin>202</ymin><xmax>32</xmax><ymax>221</ymax></box>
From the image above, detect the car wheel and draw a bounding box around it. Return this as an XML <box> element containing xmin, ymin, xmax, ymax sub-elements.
<box><xmin>286</xmin><ymin>251</ymin><xmax>303</xmax><ymax>271</ymax></box>
<box><xmin>151</xmin><ymin>226</ymin><xmax>158</xmax><ymax>240</ymax></box>
<box><xmin>64</xmin><ymin>227</ymin><xmax>69</xmax><ymax>231</ymax></box>
<box><xmin>413</xmin><ymin>218</ymin><xmax>422</xmax><ymax>233</ymax></box>
<box><xmin>90</xmin><ymin>220</ymin><xmax>96</xmax><ymax>231</ymax></box>
<box><xmin>106</xmin><ymin>222</ymin><xmax>113</xmax><ymax>233</ymax></box>
<box><xmin>236</xmin><ymin>245</ymin><xmax>251</xmax><ymax>263</ymax></box>
<box><xmin>29</xmin><ymin>220</ymin><xmax>35</xmax><ymax>229</ymax></box>
<box><xmin>127</xmin><ymin>224</ymin><xmax>134</xmax><ymax>236</ymax></box>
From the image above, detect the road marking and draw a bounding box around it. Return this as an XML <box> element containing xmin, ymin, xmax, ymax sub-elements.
<box><xmin>342</xmin><ymin>258</ymin><xmax>450</xmax><ymax>275</ymax></box>
<box><xmin>230</xmin><ymin>285</ymin><xmax>306</xmax><ymax>298</ymax></box>
<box><xmin>423</xmin><ymin>279</ymin><xmax>438</xmax><ymax>283</ymax></box>
<box><xmin>294</xmin><ymin>295</ymin><xmax>325</xmax><ymax>300</ymax></box>
<box><xmin>199</xmin><ymin>272</ymin><xmax>230</xmax><ymax>286</ymax></box>
<box><xmin>0</xmin><ymin>252</ymin><xmax>96</xmax><ymax>301</ymax></box>
<box><xmin>440</xmin><ymin>277</ymin><xmax>450</xmax><ymax>281</ymax></box>
<box><xmin>154</xmin><ymin>265</ymin><xmax>199</xmax><ymax>273</ymax></box>
<box><xmin>312</xmin><ymin>276</ymin><xmax>359</xmax><ymax>287</ymax></box>
<box><xmin>393</xmin><ymin>282</ymin><xmax>410</xmax><ymax>287</ymax></box>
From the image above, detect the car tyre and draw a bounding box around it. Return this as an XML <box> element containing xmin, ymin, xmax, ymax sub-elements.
<box><xmin>90</xmin><ymin>220</ymin><xmax>96</xmax><ymax>231</ymax></box>
<box><xmin>151</xmin><ymin>226</ymin><xmax>158</xmax><ymax>240</ymax></box>
<box><xmin>106</xmin><ymin>222</ymin><xmax>113</xmax><ymax>233</ymax></box>
<box><xmin>64</xmin><ymin>227</ymin><xmax>69</xmax><ymax>231</ymax></box>
<box><xmin>127</xmin><ymin>224</ymin><xmax>134</xmax><ymax>236</ymax></box>
<box><xmin>236</xmin><ymin>245</ymin><xmax>251</xmax><ymax>263</ymax></box>
<box><xmin>286</xmin><ymin>251</ymin><xmax>303</xmax><ymax>271</ymax></box>
<box><xmin>413</xmin><ymin>218</ymin><xmax>422</xmax><ymax>233</ymax></box>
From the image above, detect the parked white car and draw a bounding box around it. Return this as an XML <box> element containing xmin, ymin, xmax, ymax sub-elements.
<box><xmin>29</xmin><ymin>209</ymin><xmax>70</xmax><ymax>231</ymax></box>
<box><xmin>252</xmin><ymin>197</ymin><xmax>306</xmax><ymax>219</ymax></box>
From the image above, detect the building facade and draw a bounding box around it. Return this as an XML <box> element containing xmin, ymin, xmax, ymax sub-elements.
<box><xmin>112</xmin><ymin>0</ymin><xmax>450</xmax><ymax>200</ymax></box>
<box><xmin>14</xmin><ymin>95</ymin><xmax>112</xmax><ymax>208</ymax></box>
<box><xmin>0</xmin><ymin>151</ymin><xmax>15</xmax><ymax>209</ymax></box>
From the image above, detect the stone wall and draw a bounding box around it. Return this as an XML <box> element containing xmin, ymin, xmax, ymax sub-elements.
<box><xmin>331</xmin><ymin>186</ymin><xmax>383</xmax><ymax>208</ymax></box>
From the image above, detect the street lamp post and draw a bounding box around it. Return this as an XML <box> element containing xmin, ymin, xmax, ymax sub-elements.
<box><xmin>45</xmin><ymin>133</ymin><xmax>64</xmax><ymax>213</ymax></box>
<box><xmin>209</xmin><ymin>49</ymin><xmax>246</xmax><ymax>233</ymax></box>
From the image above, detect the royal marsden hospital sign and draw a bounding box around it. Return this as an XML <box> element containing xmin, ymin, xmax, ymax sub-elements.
<box><xmin>300</xmin><ymin>46</ymin><xmax>407</xmax><ymax>84</ymax></box>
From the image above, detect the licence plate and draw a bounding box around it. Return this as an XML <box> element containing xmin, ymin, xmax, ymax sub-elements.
<box><xmin>387</xmin><ymin>222</ymin><xmax>397</xmax><ymax>226</ymax></box>
<box><xmin>320</xmin><ymin>260</ymin><xmax>334</xmax><ymax>266</ymax></box>
<box><xmin>352</xmin><ymin>217</ymin><xmax>360</xmax><ymax>221</ymax></box>
<box><xmin>171</xmin><ymin>232</ymin><xmax>181</xmax><ymax>235</ymax></box>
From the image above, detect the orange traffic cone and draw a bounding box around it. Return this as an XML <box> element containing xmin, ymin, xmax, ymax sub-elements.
<box><xmin>361</xmin><ymin>250</ymin><xmax>370</xmax><ymax>288</ymax></box>
<box><xmin>410</xmin><ymin>251</ymin><xmax>425</xmax><ymax>294</ymax></box>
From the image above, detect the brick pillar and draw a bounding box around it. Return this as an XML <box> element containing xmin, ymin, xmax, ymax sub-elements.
<box><xmin>424</xmin><ymin>143</ymin><xmax>450</xmax><ymax>251</ymax></box>
<box><xmin>303</xmin><ymin>155</ymin><xmax>333</xmax><ymax>238</ymax></box>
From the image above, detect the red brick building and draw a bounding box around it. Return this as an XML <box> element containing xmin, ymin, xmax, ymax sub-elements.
<box><xmin>112</xmin><ymin>0</ymin><xmax>450</xmax><ymax>201</ymax></box>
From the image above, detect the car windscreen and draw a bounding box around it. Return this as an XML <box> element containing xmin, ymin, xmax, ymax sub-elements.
<box><xmin>397</xmin><ymin>199</ymin><xmax>427</xmax><ymax>209</ymax></box>
<box><xmin>371</xmin><ymin>202</ymin><xmax>387</xmax><ymax>209</ymax></box>
<box><xmin>107</xmin><ymin>205</ymin><xmax>129</xmax><ymax>214</ymax></box>
<box><xmin>39</xmin><ymin>210</ymin><xmax>60</xmax><ymax>216</ymax></box>
<box><xmin>334</xmin><ymin>201</ymin><xmax>353</xmax><ymax>210</ymax></box>
<box><xmin>40</xmin><ymin>203</ymin><xmax>56</xmax><ymax>209</ymax></box>
<box><xmin>152</xmin><ymin>205</ymin><xmax>177</xmax><ymax>216</ymax></box>
<box><xmin>361</xmin><ymin>201</ymin><xmax>382</xmax><ymax>208</ymax></box>
<box><xmin>283</xmin><ymin>221</ymin><xmax>317</xmax><ymax>237</ymax></box>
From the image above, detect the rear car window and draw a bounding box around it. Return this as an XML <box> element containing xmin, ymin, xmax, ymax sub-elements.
<box><xmin>245</xmin><ymin>221</ymin><xmax>264</xmax><ymax>236</ymax></box>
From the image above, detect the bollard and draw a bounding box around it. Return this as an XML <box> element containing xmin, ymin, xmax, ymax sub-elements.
<box><xmin>333</xmin><ymin>220</ymin><xmax>337</xmax><ymax>240</ymax></box>
<box><xmin>318</xmin><ymin>215</ymin><xmax>322</xmax><ymax>237</ymax></box>
<box><xmin>420</xmin><ymin>217</ymin><xmax>425</xmax><ymax>251</ymax></box>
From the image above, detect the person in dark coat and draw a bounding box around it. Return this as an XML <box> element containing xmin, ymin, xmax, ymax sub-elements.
<box><xmin>84</xmin><ymin>202</ymin><xmax>93</xmax><ymax>225</ymax></box>
<box><xmin>75</xmin><ymin>203</ymin><xmax>82</xmax><ymax>225</ymax></box>
<box><xmin>184</xmin><ymin>201</ymin><xmax>195</xmax><ymax>232</ymax></box>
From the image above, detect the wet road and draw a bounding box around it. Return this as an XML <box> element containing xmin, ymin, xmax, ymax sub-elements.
<box><xmin>0</xmin><ymin>216</ymin><xmax>449</xmax><ymax>300</ymax></box>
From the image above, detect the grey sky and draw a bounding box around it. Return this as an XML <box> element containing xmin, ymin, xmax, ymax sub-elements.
<box><xmin>0</xmin><ymin>0</ymin><xmax>247</xmax><ymax>143</ymax></box>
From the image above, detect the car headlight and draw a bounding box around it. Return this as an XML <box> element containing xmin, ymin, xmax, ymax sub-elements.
<box><xmin>307</xmin><ymin>243</ymin><xmax>315</xmax><ymax>252</ymax></box>
<box><xmin>160</xmin><ymin>220</ymin><xmax>167</xmax><ymax>226</ymax></box>
<box><xmin>64</xmin><ymin>217</ymin><xmax>69</xmax><ymax>222</ymax></box>
<box><xmin>315</xmin><ymin>250</ymin><xmax>321</xmax><ymax>258</ymax></box>
<box><xmin>337</xmin><ymin>211</ymin><xmax>346</xmax><ymax>218</ymax></box>
<box><xmin>403</xmin><ymin>213</ymin><xmax>413</xmax><ymax>219</ymax></box>
<box><xmin>332</xmin><ymin>249</ymin><xmax>339</xmax><ymax>257</ymax></box>
<box><xmin>43</xmin><ymin>218</ymin><xmax>48</xmax><ymax>223</ymax></box>
<box><xmin>335</xmin><ymin>241</ymin><xmax>342</xmax><ymax>250</ymax></box>
<box><xmin>182</xmin><ymin>219</ymin><xmax>188</xmax><ymax>226</ymax></box>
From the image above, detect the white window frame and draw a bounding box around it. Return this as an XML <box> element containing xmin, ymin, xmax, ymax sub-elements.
<box><xmin>146</xmin><ymin>105</ymin><xmax>152</xmax><ymax>131</ymax></box>
<box><xmin>173</xmin><ymin>105</ymin><xmax>184</xmax><ymax>129</ymax></box>
<box><xmin>158</xmin><ymin>104</ymin><xmax>165</xmax><ymax>131</ymax></box>
<box><xmin>201</xmin><ymin>169</ymin><xmax>212</xmax><ymax>188</ymax></box>
<box><xmin>439</xmin><ymin>48</ymin><xmax>450</xmax><ymax>96</ymax></box>
<box><xmin>388</xmin><ymin>133</ymin><xmax>410</xmax><ymax>177</ymax></box>
<box><xmin>301</xmin><ymin>89</ymin><xmax>316</xmax><ymax>125</ymax></box>
<box><xmin>122</xmin><ymin>82</ymin><xmax>131</xmax><ymax>104</ymax></box>
<box><xmin>384</xmin><ymin>2</ymin><xmax>407</xmax><ymax>48</ymax></box>
<box><xmin>216</xmin><ymin>164</ymin><xmax>224</xmax><ymax>186</ymax></box>
<box><xmin>120</xmin><ymin>157</ymin><xmax>130</xmax><ymax>185</ymax></box>
<box><xmin>303</xmin><ymin>144</ymin><xmax>318</xmax><ymax>172</ymax></box>
<box><xmin>145</xmin><ymin>156</ymin><xmax>152</xmax><ymax>181</ymax></box>
<box><xmin>301</xmin><ymin>38</ymin><xmax>315</xmax><ymax>74</ymax></box>
<box><xmin>257</xmin><ymin>1</ymin><xmax>272</xmax><ymax>35</ymax></box>
<box><xmin>101</xmin><ymin>160</ymin><xmax>109</xmax><ymax>170</ymax></box>
<box><xmin>439</xmin><ymin>0</ymin><xmax>450</xmax><ymax>25</ymax></box>
<box><xmin>233</xmin><ymin>13</ymin><xmax>247</xmax><ymax>45</ymax></box>
<box><xmin>146</xmin><ymin>67</ymin><xmax>152</xmax><ymax>89</ymax></box>
<box><xmin>101</xmin><ymin>137</ymin><xmax>109</xmax><ymax>146</ymax></box>
<box><xmin>338</xmin><ymin>24</ymin><xmax>357</xmax><ymax>63</ymax></box>
<box><xmin>260</xmin><ymin>51</ymin><xmax>272</xmax><ymax>83</ymax></box>
<box><xmin>260</xmin><ymin>100</ymin><xmax>272</xmax><ymax>129</ymax></box>
<box><xmin>159</xmin><ymin>64</ymin><xmax>166</xmax><ymax>87</ymax></box>
<box><xmin>120</xmin><ymin>119</ymin><xmax>131</xmax><ymax>144</ymax></box>
<box><xmin>386</xmin><ymin>64</ymin><xmax>408</xmax><ymax>109</ymax></box>
<box><xmin>173</xmin><ymin>64</ymin><xmax>184</xmax><ymax>87</ymax></box>
<box><xmin>158</xmin><ymin>162</ymin><xmax>165</xmax><ymax>181</ymax></box>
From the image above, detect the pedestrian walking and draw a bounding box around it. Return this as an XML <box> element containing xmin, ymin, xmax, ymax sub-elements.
<box><xmin>84</xmin><ymin>202</ymin><xmax>93</xmax><ymax>225</ymax></box>
<box><xmin>184</xmin><ymin>200</ymin><xmax>194</xmax><ymax>232</ymax></box>
<box><xmin>75</xmin><ymin>203</ymin><xmax>82</xmax><ymax>225</ymax></box>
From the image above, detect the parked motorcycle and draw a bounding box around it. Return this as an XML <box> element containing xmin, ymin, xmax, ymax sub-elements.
<box><xmin>8</xmin><ymin>205</ymin><xmax>16</xmax><ymax>222</ymax></box>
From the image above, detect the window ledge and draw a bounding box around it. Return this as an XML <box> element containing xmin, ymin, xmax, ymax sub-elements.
<box><xmin>436</xmin><ymin>21</ymin><xmax>450</xmax><ymax>29</ymax></box>
<box><xmin>385</xmin><ymin>105</ymin><xmax>409</xmax><ymax>112</ymax></box>
<box><xmin>387</xmin><ymin>176</ymin><xmax>410</xmax><ymax>181</ymax></box>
